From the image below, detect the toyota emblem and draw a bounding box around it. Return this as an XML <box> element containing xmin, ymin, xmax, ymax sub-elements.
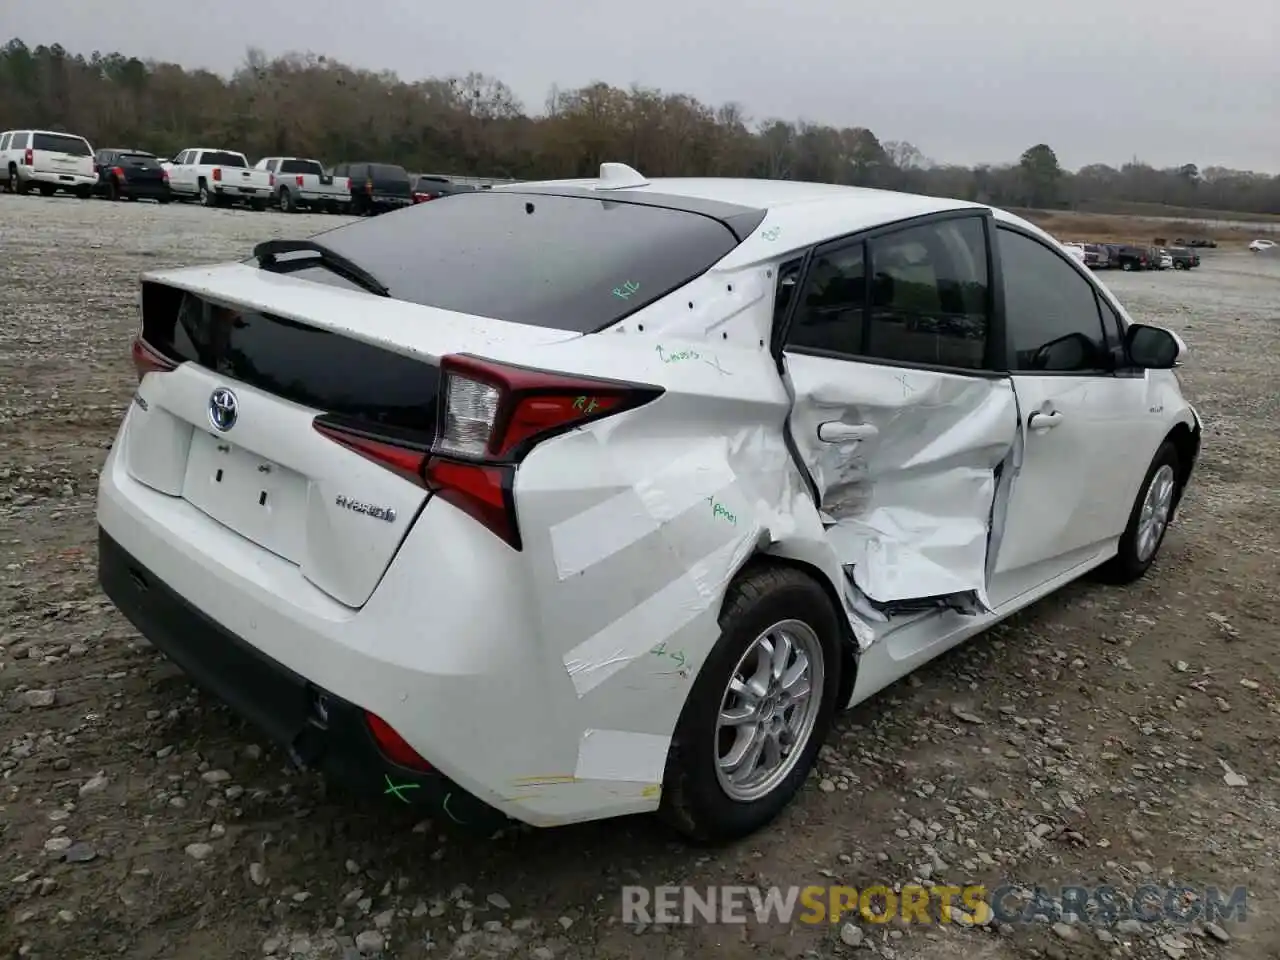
<box><xmin>208</xmin><ymin>387</ymin><xmax>238</xmax><ymax>432</ymax></box>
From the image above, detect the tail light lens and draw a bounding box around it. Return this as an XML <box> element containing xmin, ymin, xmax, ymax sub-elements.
<box><xmin>131</xmin><ymin>336</ymin><xmax>178</xmax><ymax>381</ymax></box>
<box><xmin>313</xmin><ymin>355</ymin><xmax>662</xmax><ymax>549</ymax></box>
<box><xmin>23</xmin><ymin>148</ymin><xmax>33</xmax><ymax>166</ymax></box>
<box><xmin>112</xmin><ymin>166</ymin><xmax>126</xmax><ymax>182</ymax></box>
<box><xmin>212</xmin><ymin>167</ymin><xmax>222</xmax><ymax>182</ymax></box>
<box><xmin>268</xmin><ymin>173</ymin><xmax>275</xmax><ymax>187</ymax></box>
<box><xmin>295</xmin><ymin>175</ymin><xmax>304</xmax><ymax>187</ymax></box>
<box><xmin>365</xmin><ymin>711</ymin><xmax>433</xmax><ymax>771</ymax></box>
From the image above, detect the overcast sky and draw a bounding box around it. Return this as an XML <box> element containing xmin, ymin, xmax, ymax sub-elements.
<box><xmin>8</xmin><ymin>0</ymin><xmax>1278</xmax><ymax>173</ymax></box>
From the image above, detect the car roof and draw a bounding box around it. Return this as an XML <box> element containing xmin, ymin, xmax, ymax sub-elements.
<box><xmin>498</xmin><ymin>166</ymin><xmax>1056</xmax><ymax>265</ymax></box>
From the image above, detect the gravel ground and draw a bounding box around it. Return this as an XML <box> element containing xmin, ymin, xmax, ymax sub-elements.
<box><xmin>1</xmin><ymin>196</ymin><xmax>1278</xmax><ymax>960</ymax></box>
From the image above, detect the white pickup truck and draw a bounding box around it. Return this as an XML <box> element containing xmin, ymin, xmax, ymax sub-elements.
<box><xmin>166</xmin><ymin>147</ymin><xmax>273</xmax><ymax>209</ymax></box>
<box><xmin>254</xmin><ymin>157</ymin><xmax>352</xmax><ymax>214</ymax></box>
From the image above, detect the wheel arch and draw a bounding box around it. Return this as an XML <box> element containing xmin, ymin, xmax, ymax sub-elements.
<box><xmin>1164</xmin><ymin>415</ymin><xmax>1201</xmax><ymax>515</ymax></box>
<box><xmin>723</xmin><ymin>551</ymin><xmax>859</xmax><ymax>710</ymax></box>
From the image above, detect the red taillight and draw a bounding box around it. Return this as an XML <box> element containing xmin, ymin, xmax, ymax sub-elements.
<box><xmin>311</xmin><ymin>355</ymin><xmax>662</xmax><ymax>549</ymax></box>
<box><xmin>212</xmin><ymin>167</ymin><xmax>222</xmax><ymax>182</ymax></box>
<box><xmin>161</xmin><ymin>168</ymin><xmax>170</xmax><ymax>183</ymax></box>
<box><xmin>268</xmin><ymin>173</ymin><xmax>275</xmax><ymax>187</ymax></box>
<box><xmin>295</xmin><ymin>175</ymin><xmax>304</xmax><ymax>187</ymax></box>
<box><xmin>131</xmin><ymin>336</ymin><xmax>178</xmax><ymax>381</ymax></box>
<box><xmin>413</xmin><ymin>193</ymin><xmax>427</xmax><ymax>203</ymax></box>
<box><xmin>365</xmin><ymin>712</ymin><xmax>432</xmax><ymax>772</ymax></box>
<box><xmin>23</xmin><ymin>148</ymin><xmax>33</xmax><ymax>166</ymax></box>
<box><xmin>112</xmin><ymin>165</ymin><xmax>126</xmax><ymax>182</ymax></box>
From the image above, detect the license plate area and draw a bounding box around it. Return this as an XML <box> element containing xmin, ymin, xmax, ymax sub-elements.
<box><xmin>181</xmin><ymin>430</ymin><xmax>308</xmax><ymax>562</ymax></box>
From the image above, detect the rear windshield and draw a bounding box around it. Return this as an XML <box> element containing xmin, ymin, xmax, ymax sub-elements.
<box><xmin>201</xmin><ymin>151</ymin><xmax>247</xmax><ymax>167</ymax></box>
<box><xmin>290</xmin><ymin>192</ymin><xmax>742</xmax><ymax>332</ymax></box>
<box><xmin>119</xmin><ymin>152</ymin><xmax>158</xmax><ymax>164</ymax></box>
<box><xmin>369</xmin><ymin>164</ymin><xmax>408</xmax><ymax>180</ymax></box>
<box><xmin>279</xmin><ymin>159</ymin><xmax>323</xmax><ymax>175</ymax></box>
<box><xmin>33</xmin><ymin>133</ymin><xmax>91</xmax><ymax>156</ymax></box>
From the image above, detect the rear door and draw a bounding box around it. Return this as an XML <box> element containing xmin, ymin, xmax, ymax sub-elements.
<box><xmin>989</xmin><ymin>226</ymin><xmax>1163</xmax><ymax>603</ymax></box>
<box><xmin>778</xmin><ymin>212</ymin><xmax>1019</xmax><ymax>615</ymax></box>
<box><xmin>31</xmin><ymin>132</ymin><xmax>94</xmax><ymax>179</ymax></box>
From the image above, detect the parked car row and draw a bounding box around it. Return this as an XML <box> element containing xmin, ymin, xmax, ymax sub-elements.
<box><xmin>1063</xmin><ymin>240</ymin><xmax>1200</xmax><ymax>272</ymax></box>
<box><xmin>0</xmin><ymin>127</ymin><xmax>485</xmax><ymax>216</ymax></box>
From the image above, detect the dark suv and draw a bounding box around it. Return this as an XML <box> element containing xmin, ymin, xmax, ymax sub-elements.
<box><xmin>93</xmin><ymin>149</ymin><xmax>171</xmax><ymax>203</ymax></box>
<box><xmin>332</xmin><ymin>162</ymin><xmax>413</xmax><ymax>215</ymax></box>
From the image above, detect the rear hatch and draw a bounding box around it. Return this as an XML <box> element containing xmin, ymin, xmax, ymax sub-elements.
<box><xmin>365</xmin><ymin>164</ymin><xmax>412</xmax><ymax>201</ymax></box>
<box><xmin>32</xmin><ymin>132</ymin><xmax>93</xmax><ymax>179</ymax></box>
<box><xmin>124</xmin><ymin>189</ymin><xmax>751</xmax><ymax>608</ymax></box>
<box><xmin>114</xmin><ymin>152</ymin><xmax>166</xmax><ymax>186</ymax></box>
<box><xmin>129</xmin><ymin>277</ymin><xmax>568</xmax><ymax>608</ymax></box>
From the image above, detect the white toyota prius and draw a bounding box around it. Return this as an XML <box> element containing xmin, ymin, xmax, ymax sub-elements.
<box><xmin>97</xmin><ymin>164</ymin><xmax>1201</xmax><ymax>842</ymax></box>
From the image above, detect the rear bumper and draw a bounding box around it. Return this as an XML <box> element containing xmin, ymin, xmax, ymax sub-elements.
<box><xmin>121</xmin><ymin>182</ymin><xmax>171</xmax><ymax>199</ymax></box>
<box><xmin>95</xmin><ymin>419</ymin><xmax>666</xmax><ymax>828</ymax></box>
<box><xmin>298</xmin><ymin>191</ymin><xmax>348</xmax><ymax>205</ymax></box>
<box><xmin>25</xmin><ymin>169</ymin><xmax>95</xmax><ymax>187</ymax></box>
<box><xmin>99</xmin><ymin>527</ymin><xmax>505</xmax><ymax>829</ymax></box>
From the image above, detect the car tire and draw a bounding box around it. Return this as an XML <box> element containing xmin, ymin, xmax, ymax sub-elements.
<box><xmin>199</xmin><ymin>182</ymin><xmax>214</xmax><ymax>207</ymax></box>
<box><xmin>659</xmin><ymin>562</ymin><xmax>843</xmax><ymax>844</ymax></box>
<box><xmin>280</xmin><ymin>188</ymin><xmax>296</xmax><ymax>213</ymax></box>
<box><xmin>108</xmin><ymin>178</ymin><xmax>122</xmax><ymax>201</ymax></box>
<box><xmin>1173</xmin><ymin>261</ymin><xmax>1184</xmax><ymax>270</ymax></box>
<box><xmin>76</xmin><ymin>185</ymin><xmax>92</xmax><ymax>200</ymax></box>
<box><xmin>1121</xmin><ymin>261</ymin><xmax>1133</xmax><ymax>271</ymax></box>
<box><xmin>1096</xmin><ymin>441</ymin><xmax>1181</xmax><ymax>585</ymax></box>
<box><xmin>38</xmin><ymin>184</ymin><xmax>55</xmax><ymax>197</ymax></box>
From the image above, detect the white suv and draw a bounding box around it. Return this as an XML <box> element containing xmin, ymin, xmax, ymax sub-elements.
<box><xmin>97</xmin><ymin>164</ymin><xmax>1201</xmax><ymax>842</ymax></box>
<box><xmin>1</xmin><ymin>129</ymin><xmax>97</xmax><ymax>197</ymax></box>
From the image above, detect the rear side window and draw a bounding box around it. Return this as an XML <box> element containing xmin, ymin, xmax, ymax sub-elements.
<box><xmin>295</xmin><ymin>192</ymin><xmax>742</xmax><ymax>332</ymax></box>
<box><xmin>33</xmin><ymin>133</ymin><xmax>90</xmax><ymax>156</ymax></box>
<box><xmin>200</xmin><ymin>151</ymin><xmax>246</xmax><ymax>167</ymax></box>
<box><xmin>784</xmin><ymin>215</ymin><xmax>991</xmax><ymax>371</ymax></box>
<box><xmin>0</xmin><ymin>134</ymin><xmax>10</xmax><ymax>150</ymax></box>
<box><xmin>280</xmin><ymin>159</ymin><xmax>323</xmax><ymax>175</ymax></box>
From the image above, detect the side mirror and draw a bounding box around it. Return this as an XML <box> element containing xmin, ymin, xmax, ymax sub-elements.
<box><xmin>1125</xmin><ymin>323</ymin><xmax>1181</xmax><ymax>369</ymax></box>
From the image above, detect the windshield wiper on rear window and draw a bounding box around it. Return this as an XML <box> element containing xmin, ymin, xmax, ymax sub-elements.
<box><xmin>252</xmin><ymin>239</ymin><xmax>391</xmax><ymax>298</ymax></box>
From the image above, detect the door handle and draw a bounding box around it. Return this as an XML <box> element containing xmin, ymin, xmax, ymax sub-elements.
<box><xmin>1027</xmin><ymin>410</ymin><xmax>1063</xmax><ymax>430</ymax></box>
<box><xmin>817</xmin><ymin>421</ymin><xmax>878</xmax><ymax>443</ymax></box>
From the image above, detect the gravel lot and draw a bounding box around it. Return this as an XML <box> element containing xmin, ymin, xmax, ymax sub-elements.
<box><xmin>2</xmin><ymin>196</ymin><xmax>1278</xmax><ymax>960</ymax></box>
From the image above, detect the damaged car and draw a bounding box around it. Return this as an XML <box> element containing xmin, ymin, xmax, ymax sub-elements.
<box><xmin>97</xmin><ymin>163</ymin><xmax>1201</xmax><ymax>843</ymax></box>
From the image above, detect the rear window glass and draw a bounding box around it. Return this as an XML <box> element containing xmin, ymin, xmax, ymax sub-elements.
<box><xmin>280</xmin><ymin>159</ymin><xmax>323</xmax><ymax>175</ymax></box>
<box><xmin>292</xmin><ymin>192</ymin><xmax>742</xmax><ymax>332</ymax></box>
<box><xmin>369</xmin><ymin>164</ymin><xmax>408</xmax><ymax>179</ymax></box>
<box><xmin>201</xmin><ymin>151</ymin><xmax>246</xmax><ymax>167</ymax></box>
<box><xmin>33</xmin><ymin>133</ymin><xmax>91</xmax><ymax>156</ymax></box>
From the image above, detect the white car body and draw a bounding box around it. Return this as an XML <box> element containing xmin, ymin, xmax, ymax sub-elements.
<box><xmin>97</xmin><ymin>166</ymin><xmax>1201</xmax><ymax>840</ymax></box>
<box><xmin>1159</xmin><ymin>252</ymin><xmax>1174</xmax><ymax>270</ymax></box>
<box><xmin>0</xmin><ymin>129</ymin><xmax>97</xmax><ymax>196</ymax></box>
<box><xmin>254</xmin><ymin>156</ymin><xmax>352</xmax><ymax>212</ymax></box>
<box><xmin>1062</xmin><ymin>242</ymin><xmax>1086</xmax><ymax>263</ymax></box>
<box><xmin>166</xmin><ymin>147</ymin><xmax>274</xmax><ymax>207</ymax></box>
<box><xmin>1249</xmin><ymin>238</ymin><xmax>1276</xmax><ymax>253</ymax></box>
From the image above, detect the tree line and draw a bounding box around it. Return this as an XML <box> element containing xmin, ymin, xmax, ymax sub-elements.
<box><xmin>2</xmin><ymin>38</ymin><xmax>1277</xmax><ymax>216</ymax></box>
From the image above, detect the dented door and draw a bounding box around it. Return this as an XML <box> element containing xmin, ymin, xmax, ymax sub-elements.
<box><xmin>776</xmin><ymin>214</ymin><xmax>1019</xmax><ymax>614</ymax></box>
